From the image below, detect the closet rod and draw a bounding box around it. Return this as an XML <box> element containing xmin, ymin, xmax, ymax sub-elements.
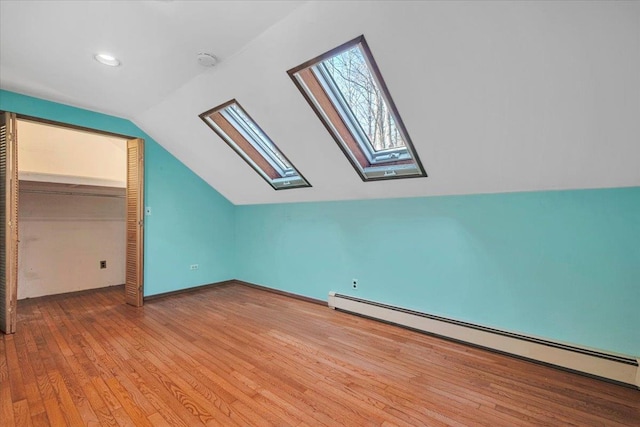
<box><xmin>19</xmin><ymin>189</ymin><xmax>125</xmax><ymax>199</ymax></box>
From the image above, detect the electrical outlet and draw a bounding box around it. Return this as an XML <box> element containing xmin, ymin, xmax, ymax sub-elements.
<box><xmin>190</xmin><ymin>264</ymin><xmax>199</xmax><ymax>270</ymax></box>
<box><xmin>100</xmin><ymin>260</ymin><xmax>107</xmax><ymax>269</ymax></box>
<box><xmin>352</xmin><ymin>279</ymin><xmax>358</xmax><ymax>289</ymax></box>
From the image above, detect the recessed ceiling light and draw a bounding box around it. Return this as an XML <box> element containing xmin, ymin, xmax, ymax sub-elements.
<box><xmin>94</xmin><ymin>53</ymin><xmax>121</xmax><ymax>67</ymax></box>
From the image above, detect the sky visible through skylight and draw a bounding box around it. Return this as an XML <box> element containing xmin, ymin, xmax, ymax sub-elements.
<box><xmin>322</xmin><ymin>46</ymin><xmax>406</xmax><ymax>153</ymax></box>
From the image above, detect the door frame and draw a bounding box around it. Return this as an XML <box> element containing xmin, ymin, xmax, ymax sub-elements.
<box><xmin>1</xmin><ymin>112</ymin><xmax>18</xmax><ymax>333</ymax></box>
<box><xmin>0</xmin><ymin>112</ymin><xmax>145</xmax><ymax>333</ymax></box>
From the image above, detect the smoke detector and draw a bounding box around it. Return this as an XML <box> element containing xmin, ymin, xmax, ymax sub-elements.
<box><xmin>197</xmin><ymin>53</ymin><xmax>218</xmax><ymax>67</ymax></box>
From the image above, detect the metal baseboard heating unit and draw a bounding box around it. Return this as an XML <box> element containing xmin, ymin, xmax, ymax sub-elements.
<box><xmin>328</xmin><ymin>292</ymin><xmax>639</xmax><ymax>388</ymax></box>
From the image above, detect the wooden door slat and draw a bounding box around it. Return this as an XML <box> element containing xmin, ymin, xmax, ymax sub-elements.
<box><xmin>125</xmin><ymin>139</ymin><xmax>144</xmax><ymax>307</ymax></box>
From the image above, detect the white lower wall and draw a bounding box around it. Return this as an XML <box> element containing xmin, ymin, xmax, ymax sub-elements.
<box><xmin>18</xmin><ymin>186</ymin><xmax>125</xmax><ymax>299</ymax></box>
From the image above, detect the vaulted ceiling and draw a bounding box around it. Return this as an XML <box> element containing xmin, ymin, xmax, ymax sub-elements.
<box><xmin>2</xmin><ymin>1</ymin><xmax>638</xmax><ymax>205</ymax></box>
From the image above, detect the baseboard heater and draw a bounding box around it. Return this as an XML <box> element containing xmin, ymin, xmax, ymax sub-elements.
<box><xmin>328</xmin><ymin>292</ymin><xmax>639</xmax><ymax>388</ymax></box>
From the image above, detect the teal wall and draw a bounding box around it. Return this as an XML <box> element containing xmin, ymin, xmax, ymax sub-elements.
<box><xmin>0</xmin><ymin>90</ymin><xmax>236</xmax><ymax>296</ymax></box>
<box><xmin>236</xmin><ymin>188</ymin><xmax>640</xmax><ymax>356</ymax></box>
<box><xmin>3</xmin><ymin>90</ymin><xmax>638</xmax><ymax>357</ymax></box>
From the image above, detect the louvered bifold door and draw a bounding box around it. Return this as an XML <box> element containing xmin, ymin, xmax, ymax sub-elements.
<box><xmin>125</xmin><ymin>138</ymin><xmax>144</xmax><ymax>307</ymax></box>
<box><xmin>0</xmin><ymin>112</ymin><xmax>18</xmax><ymax>333</ymax></box>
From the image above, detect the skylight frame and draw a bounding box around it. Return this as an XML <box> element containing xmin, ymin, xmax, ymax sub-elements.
<box><xmin>288</xmin><ymin>35</ymin><xmax>427</xmax><ymax>181</ymax></box>
<box><xmin>221</xmin><ymin>105</ymin><xmax>293</xmax><ymax>175</ymax></box>
<box><xmin>199</xmin><ymin>99</ymin><xmax>311</xmax><ymax>190</ymax></box>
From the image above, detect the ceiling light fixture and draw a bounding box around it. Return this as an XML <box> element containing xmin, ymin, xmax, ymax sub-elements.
<box><xmin>94</xmin><ymin>53</ymin><xmax>121</xmax><ymax>67</ymax></box>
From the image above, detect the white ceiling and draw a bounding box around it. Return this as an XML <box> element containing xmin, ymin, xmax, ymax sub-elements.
<box><xmin>0</xmin><ymin>0</ymin><xmax>305</xmax><ymax>116</ymax></box>
<box><xmin>2</xmin><ymin>1</ymin><xmax>639</xmax><ymax>205</ymax></box>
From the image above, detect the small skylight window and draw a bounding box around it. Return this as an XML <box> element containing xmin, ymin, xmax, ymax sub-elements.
<box><xmin>288</xmin><ymin>35</ymin><xmax>426</xmax><ymax>181</ymax></box>
<box><xmin>200</xmin><ymin>100</ymin><xmax>310</xmax><ymax>190</ymax></box>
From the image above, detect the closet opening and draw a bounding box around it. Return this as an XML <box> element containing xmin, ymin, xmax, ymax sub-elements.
<box><xmin>1</xmin><ymin>112</ymin><xmax>144</xmax><ymax>334</ymax></box>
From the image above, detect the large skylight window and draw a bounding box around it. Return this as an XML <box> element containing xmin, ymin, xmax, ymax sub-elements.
<box><xmin>288</xmin><ymin>35</ymin><xmax>426</xmax><ymax>181</ymax></box>
<box><xmin>200</xmin><ymin>100</ymin><xmax>310</xmax><ymax>190</ymax></box>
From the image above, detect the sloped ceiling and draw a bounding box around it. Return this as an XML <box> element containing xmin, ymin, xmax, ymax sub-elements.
<box><xmin>2</xmin><ymin>1</ymin><xmax>639</xmax><ymax>205</ymax></box>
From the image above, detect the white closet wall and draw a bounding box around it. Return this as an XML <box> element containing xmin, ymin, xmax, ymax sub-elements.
<box><xmin>18</xmin><ymin>185</ymin><xmax>126</xmax><ymax>299</ymax></box>
<box><xmin>17</xmin><ymin>120</ymin><xmax>127</xmax><ymax>299</ymax></box>
<box><xmin>18</xmin><ymin>120</ymin><xmax>126</xmax><ymax>187</ymax></box>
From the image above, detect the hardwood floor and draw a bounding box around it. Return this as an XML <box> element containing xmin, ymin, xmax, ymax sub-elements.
<box><xmin>1</xmin><ymin>284</ymin><xmax>638</xmax><ymax>426</ymax></box>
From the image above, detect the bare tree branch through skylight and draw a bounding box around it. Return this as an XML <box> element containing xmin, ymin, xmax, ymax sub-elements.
<box><xmin>322</xmin><ymin>46</ymin><xmax>405</xmax><ymax>152</ymax></box>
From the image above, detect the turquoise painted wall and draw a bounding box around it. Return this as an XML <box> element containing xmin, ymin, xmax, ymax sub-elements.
<box><xmin>3</xmin><ymin>91</ymin><xmax>637</xmax><ymax>357</ymax></box>
<box><xmin>236</xmin><ymin>188</ymin><xmax>640</xmax><ymax>356</ymax></box>
<box><xmin>0</xmin><ymin>90</ymin><xmax>236</xmax><ymax>296</ymax></box>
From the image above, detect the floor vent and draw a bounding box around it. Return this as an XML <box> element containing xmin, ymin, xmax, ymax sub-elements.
<box><xmin>328</xmin><ymin>292</ymin><xmax>639</xmax><ymax>388</ymax></box>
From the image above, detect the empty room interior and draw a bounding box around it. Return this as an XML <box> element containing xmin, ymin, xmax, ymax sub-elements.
<box><xmin>0</xmin><ymin>1</ymin><xmax>638</xmax><ymax>426</ymax></box>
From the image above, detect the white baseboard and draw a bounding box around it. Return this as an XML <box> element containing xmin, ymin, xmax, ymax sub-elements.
<box><xmin>328</xmin><ymin>292</ymin><xmax>639</xmax><ymax>388</ymax></box>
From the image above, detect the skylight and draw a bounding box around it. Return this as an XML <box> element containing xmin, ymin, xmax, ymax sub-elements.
<box><xmin>288</xmin><ymin>35</ymin><xmax>426</xmax><ymax>181</ymax></box>
<box><xmin>200</xmin><ymin>100</ymin><xmax>310</xmax><ymax>190</ymax></box>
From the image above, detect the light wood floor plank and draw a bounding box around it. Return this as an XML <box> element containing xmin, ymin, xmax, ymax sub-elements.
<box><xmin>1</xmin><ymin>284</ymin><xmax>638</xmax><ymax>426</ymax></box>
